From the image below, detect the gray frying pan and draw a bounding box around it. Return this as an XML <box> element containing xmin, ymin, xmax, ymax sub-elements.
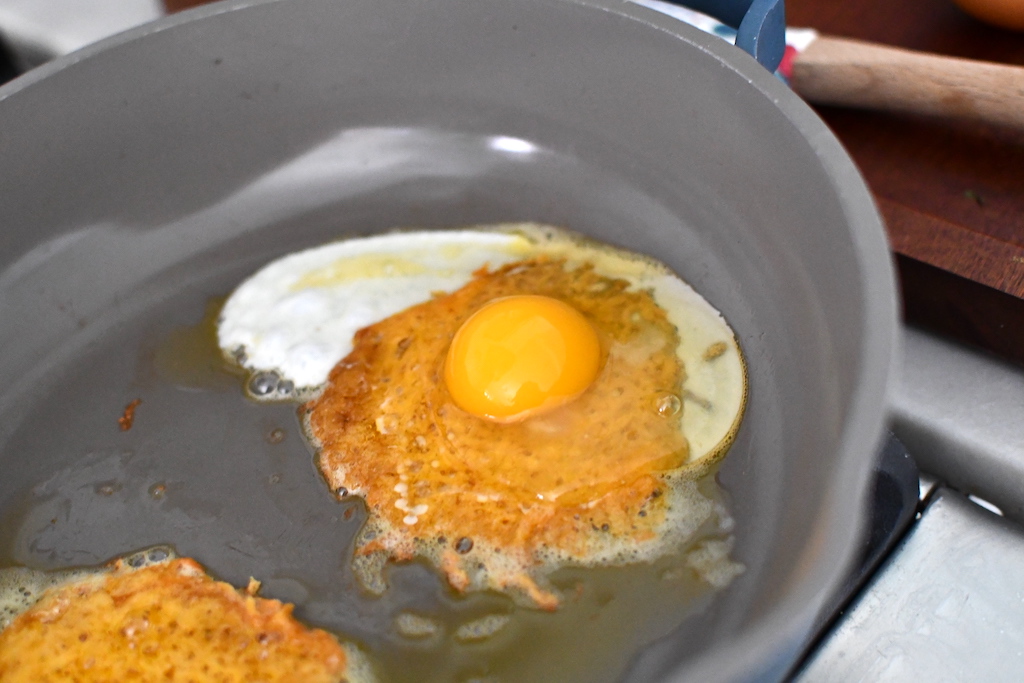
<box><xmin>0</xmin><ymin>0</ymin><xmax>897</xmax><ymax>680</ymax></box>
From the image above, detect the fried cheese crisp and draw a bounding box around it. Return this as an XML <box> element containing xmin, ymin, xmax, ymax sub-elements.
<box><xmin>306</xmin><ymin>258</ymin><xmax>741</xmax><ymax>609</ymax></box>
<box><xmin>0</xmin><ymin>557</ymin><xmax>349</xmax><ymax>682</ymax></box>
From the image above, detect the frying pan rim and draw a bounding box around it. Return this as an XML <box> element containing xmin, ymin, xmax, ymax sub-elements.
<box><xmin>0</xmin><ymin>0</ymin><xmax>899</xmax><ymax>680</ymax></box>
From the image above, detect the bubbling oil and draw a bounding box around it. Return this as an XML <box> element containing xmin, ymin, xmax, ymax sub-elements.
<box><xmin>365</xmin><ymin>490</ymin><xmax>741</xmax><ymax>683</ymax></box>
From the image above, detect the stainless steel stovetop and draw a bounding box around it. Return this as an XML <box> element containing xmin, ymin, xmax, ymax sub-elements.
<box><xmin>796</xmin><ymin>327</ymin><xmax>1024</xmax><ymax>681</ymax></box>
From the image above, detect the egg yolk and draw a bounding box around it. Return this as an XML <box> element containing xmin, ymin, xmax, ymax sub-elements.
<box><xmin>444</xmin><ymin>295</ymin><xmax>601</xmax><ymax>421</ymax></box>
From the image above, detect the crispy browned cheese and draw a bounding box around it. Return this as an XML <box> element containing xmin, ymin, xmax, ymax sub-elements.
<box><xmin>118</xmin><ymin>398</ymin><xmax>141</xmax><ymax>431</ymax></box>
<box><xmin>307</xmin><ymin>258</ymin><xmax>698</xmax><ymax>608</ymax></box>
<box><xmin>0</xmin><ymin>558</ymin><xmax>347</xmax><ymax>682</ymax></box>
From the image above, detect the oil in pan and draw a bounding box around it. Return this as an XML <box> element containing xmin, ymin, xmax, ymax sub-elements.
<box><xmin>0</xmin><ymin>245</ymin><xmax>742</xmax><ymax>682</ymax></box>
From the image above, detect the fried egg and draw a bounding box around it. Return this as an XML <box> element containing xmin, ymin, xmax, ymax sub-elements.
<box><xmin>0</xmin><ymin>548</ymin><xmax>373</xmax><ymax>682</ymax></box>
<box><xmin>219</xmin><ymin>224</ymin><xmax>746</xmax><ymax>608</ymax></box>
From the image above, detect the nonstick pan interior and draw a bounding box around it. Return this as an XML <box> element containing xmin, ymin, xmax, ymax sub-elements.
<box><xmin>0</xmin><ymin>0</ymin><xmax>897</xmax><ymax>680</ymax></box>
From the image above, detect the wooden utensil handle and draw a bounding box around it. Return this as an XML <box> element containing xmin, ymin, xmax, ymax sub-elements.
<box><xmin>791</xmin><ymin>35</ymin><xmax>1024</xmax><ymax>130</ymax></box>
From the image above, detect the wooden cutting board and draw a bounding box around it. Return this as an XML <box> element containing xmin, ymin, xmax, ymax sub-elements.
<box><xmin>787</xmin><ymin>0</ymin><xmax>1024</xmax><ymax>366</ymax></box>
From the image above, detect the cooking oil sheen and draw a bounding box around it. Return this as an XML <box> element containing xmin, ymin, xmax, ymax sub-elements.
<box><xmin>0</xmin><ymin>294</ymin><xmax>739</xmax><ymax>683</ymax></box>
